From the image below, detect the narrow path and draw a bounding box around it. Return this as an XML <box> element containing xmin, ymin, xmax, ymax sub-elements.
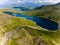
<box><xmin>0</xmin><ymin>26</ymin><xmax>22</xmax><ymax>45</ymax></box>
<box><xmin>51</xmin><ymin>39</ymin><xmax>60</xmax><ymax>45</ymax></box>
<box><xmin>1</xmin><ymin>32</ymin><xmax>12</xmax><ymax>45</ymax></box>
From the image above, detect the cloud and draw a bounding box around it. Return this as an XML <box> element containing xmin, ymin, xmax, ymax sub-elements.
<box><xmin>17</xmin><ymin>0</ymin><xmax>60</xmax><ymax>2</ymax></box>
<box><xmin>16</xmin><ymin>0</ymin><xmax>60</xmax><ymax>4</ymax></box>
<box><xmin>0</xmin><ymin>0</ymin><xmax>60</xmax><ymax>6</ymax></box>
<box><xmin>38</xmin><ymin>0</ymin><xmax>60</xmax><ymax>3</ymax></box>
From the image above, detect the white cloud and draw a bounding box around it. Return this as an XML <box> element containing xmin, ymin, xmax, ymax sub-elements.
<box><xmin>38</xmin><ymin>0</ymin><xmax>60</xmax><ymax>4</ymax></box>
<box><xmin>38</xmin><ymin>0</ymin><xmax>60</xmax><ymax>2</ymax></box>
<box><xmin>0</xmin><ymin>0</ymin><xmax>60</xmax><ymax>6</ymax></box>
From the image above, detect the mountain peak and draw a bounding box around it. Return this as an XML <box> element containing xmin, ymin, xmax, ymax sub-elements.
<box><xmin>56</xmin><ymin>2</ymin><xmax>60</xmax><ymax>5</ymax></box>
<box><xmin>58</xmin><ymin>2</ymin><xmax>60</xmax><ymax>4</ymax></box>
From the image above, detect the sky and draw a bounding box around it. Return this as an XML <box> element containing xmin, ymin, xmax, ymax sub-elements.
<box><xmin>0</xmin><ymin>0</ymin><xmax>60</xmax><ymax>6</ymax></box>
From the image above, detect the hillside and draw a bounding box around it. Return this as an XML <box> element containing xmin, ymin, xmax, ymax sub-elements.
<box><xmin>0</xmin><ymin>3</ymin><xmax>60</xmax><ymax>45</ymax></box>
<box><xmin>24</xmin><ymin>3</ymin><xmax>60</xmax><ymax>22</ymax></box>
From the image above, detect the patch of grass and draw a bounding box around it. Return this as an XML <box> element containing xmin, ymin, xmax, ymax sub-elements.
<box><xmin>3</xmin><ymin>17</ymin><xmax>38</xmax><ymax>31</ymax></box>
<box><xmin>6</xmin><ymin>39</ymin><xmax>19</xmax><ymax>45</ymax></box>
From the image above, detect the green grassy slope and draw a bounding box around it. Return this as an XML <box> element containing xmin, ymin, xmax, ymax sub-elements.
<box><xmin>0</xmin><ymin>12</ymin><xmax>47</xmax><ymax>45</ymax></box>
<box><xmin>0</xmin><ymin>4</ymin><xmax>60</xmax><ymax>45</ymax></box>
<box><xmin>24</xmin><ymin>4</ymin><xmax>60</xmax><ymax>22</ymax></box>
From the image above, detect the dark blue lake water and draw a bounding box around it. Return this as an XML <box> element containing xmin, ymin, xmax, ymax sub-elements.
<box><xmin>4</xmin><ymin>12</ymin><xmax>58</xmax><ymax>30</ymax></box>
